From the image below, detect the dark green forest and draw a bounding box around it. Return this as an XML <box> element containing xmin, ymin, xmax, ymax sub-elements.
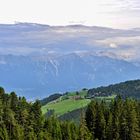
<box><xmin>1</xmin><ymin>87</ymin><xmax>140</xmax><ymax>140</ymax></box>
<box><xmin>40</xmin><ymin>94</ymin><xmax>62</xmax><ymax>106</ymax></box>
<box><xmin>88</xmin><ymin>79</ymin><xmax>140</xmax><ymax>98</ymax></box>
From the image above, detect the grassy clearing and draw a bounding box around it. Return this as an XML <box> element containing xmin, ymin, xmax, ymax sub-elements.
<box><xmin>41</xmin><ymin>89</ymin><xmax>116</xmax><ymax>117</ymax></box>
<box><xmin>42</xmin><ymin>98</ymin><xmax>90</xmax><ymax>116</ymax></box>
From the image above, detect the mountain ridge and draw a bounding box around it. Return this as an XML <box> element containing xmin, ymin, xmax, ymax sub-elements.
<box><xmin>0</xmin><ymin>23</ymin><xmax>140</xmax><ymax>99</ymax></box>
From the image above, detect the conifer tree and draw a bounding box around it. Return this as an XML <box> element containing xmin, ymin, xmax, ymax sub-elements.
<box><xmin>10</xmin><ymin>92</ymin><xmax>18</xmax><ymax>112</ymax></box>
<box><xmin>0</xmin><ymin>123</ymin><xmax>9</xmax><ymax>140</ymax></box>
<box><xmin>61</xmin><ymin>121</ymin><xmax>72</xmax><ymax>140</ymax></box>
<box><xmin>69</xmin><ymin>122</ymin><xmax>78</xmax><ymax>140</ymax></box>
<box><xmin>85</xmin><ymin>101</ymin><xmax>97</xmax><ymax>138</ymax></box>
<box><xmin>106</xmin><ymin>112</ymin><xmax>113</xmax><ymax>140</ymax></box>
<box><xmin>126</xmin><ymin>99</ymin><xmax>140</xmax><ymax>140</ymax></box>
<box><xmin>0</xmin><ymin>87</ymin><xmax>5</xmax><ymax>96</ymax></box>
<box><xmin>79</xmin><ymin>112</ymin><xmax>92</xmax><ymax>140</ymax></box>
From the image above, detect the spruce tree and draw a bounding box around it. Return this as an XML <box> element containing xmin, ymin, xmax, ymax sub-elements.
<box><xmin>106</xmin><ymin>112</ymin><xmax>113</xmax><ymax>140</ymax></box>
<box><xmin>0</xmin><ymin>123</ymin><xmax>9</xmax><ymax>140</ymax></box>
<box><xmin>85</xmin><ymin>101</ymin><xmax>97</xmax><ymax>138</ymax></box>
<box><xmin>126</xmin><ymin>100</ymin><xmax>140</xmax><ymax>140</ymax></box>
<box><xmin>79</xmin><ymin>112</ymin><xmax>92</xmax><ymax>140</ymax></box>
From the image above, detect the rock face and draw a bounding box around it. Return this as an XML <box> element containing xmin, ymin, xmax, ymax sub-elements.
<box><xmin>0</xmin><ymin>23</ymin><xmax>140</xmax><ymax>99</ymax></box>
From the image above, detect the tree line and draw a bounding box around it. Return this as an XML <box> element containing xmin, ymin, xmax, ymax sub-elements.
<box><xmin>0</xmin><ymin>86</ymin><xmax>140</xmax><ymax>140</ymax></box>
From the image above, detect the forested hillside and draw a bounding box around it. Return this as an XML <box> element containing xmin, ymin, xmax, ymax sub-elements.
<box><xmin>1</xmin><ymin>86</ymin><xmax>140</xmax><ymax>140</ymax></box>
<box><xmin>88</xmin><ymin>79</ymin><xmax>140</xmax><ymax>98</ymax></box>
<box><xmin>41</xmin><ymin>79</ymin><xmax>140</xmax><ymax>120</ymax></box>
<box><xmin>41</xmin><ymin>89</ymin><xmax>115</xmax><ymax>122</ymax></box>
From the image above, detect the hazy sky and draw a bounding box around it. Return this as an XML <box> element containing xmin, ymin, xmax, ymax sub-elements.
<box><xmin>0</xmin><ymin>0</ymin><xmax>140</xmax><ymax>29</ymax></box>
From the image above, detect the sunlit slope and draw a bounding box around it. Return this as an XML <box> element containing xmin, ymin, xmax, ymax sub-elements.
<box><xmin>42</xmin><ymin>98</ymin><xmax>90</xmax><ymax>116</ymax></box>
<box><xmin>42</xmin><ymin>90</ymin><xmax>91</xmax><ymax>116</ymax></box>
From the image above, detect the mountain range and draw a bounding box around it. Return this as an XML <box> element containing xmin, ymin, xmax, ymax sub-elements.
<box><xmin>0</xmin><ymin>23</ymin><xmax>140</xmax><ymax>100</ymax></box>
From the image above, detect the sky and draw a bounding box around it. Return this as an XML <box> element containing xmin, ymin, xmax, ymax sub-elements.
<box><xmin>0</xmin><ymin>0</ymin><xmax>140</xmax><ymax>29</ymax></box>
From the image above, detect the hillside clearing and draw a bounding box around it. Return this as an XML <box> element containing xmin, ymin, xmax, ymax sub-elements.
<box><xmin>42</xmin><ymin>98</ymin><xmax>91</xmax><ymax>116</ymax></box>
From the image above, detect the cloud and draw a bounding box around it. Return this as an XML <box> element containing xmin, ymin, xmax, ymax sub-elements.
<box><xmin>98</xmin><ymin>36</ymin><xmax>140</xmax><ymax>46</ymax></box>
<box><xmin>0</xmin><ymin>24</ymin><xmax>140</xmax><ymax>62</ymax></box>
<box><xmin>100</xmin><ymin>0</ymin><xmax>140</xmax><ymax>11</ymax></box>
<box><xmin>109</xmin><ymin>43</ymin><xmax>118</xmax><ymax>48</ymax></box>
<box><xmin>93</xmin><ymin>35</ymin><xmax>140</xmax><ymax>61</ymax></box>
<box><xmin>0</xmin><ymin>46</ymin><xmax>40</xmax><ymax>55</ymax></box>
<box><xmin>0</xmin><ymin>0</ymin><xmax>139</xmax><ymax>28</ymax></box>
